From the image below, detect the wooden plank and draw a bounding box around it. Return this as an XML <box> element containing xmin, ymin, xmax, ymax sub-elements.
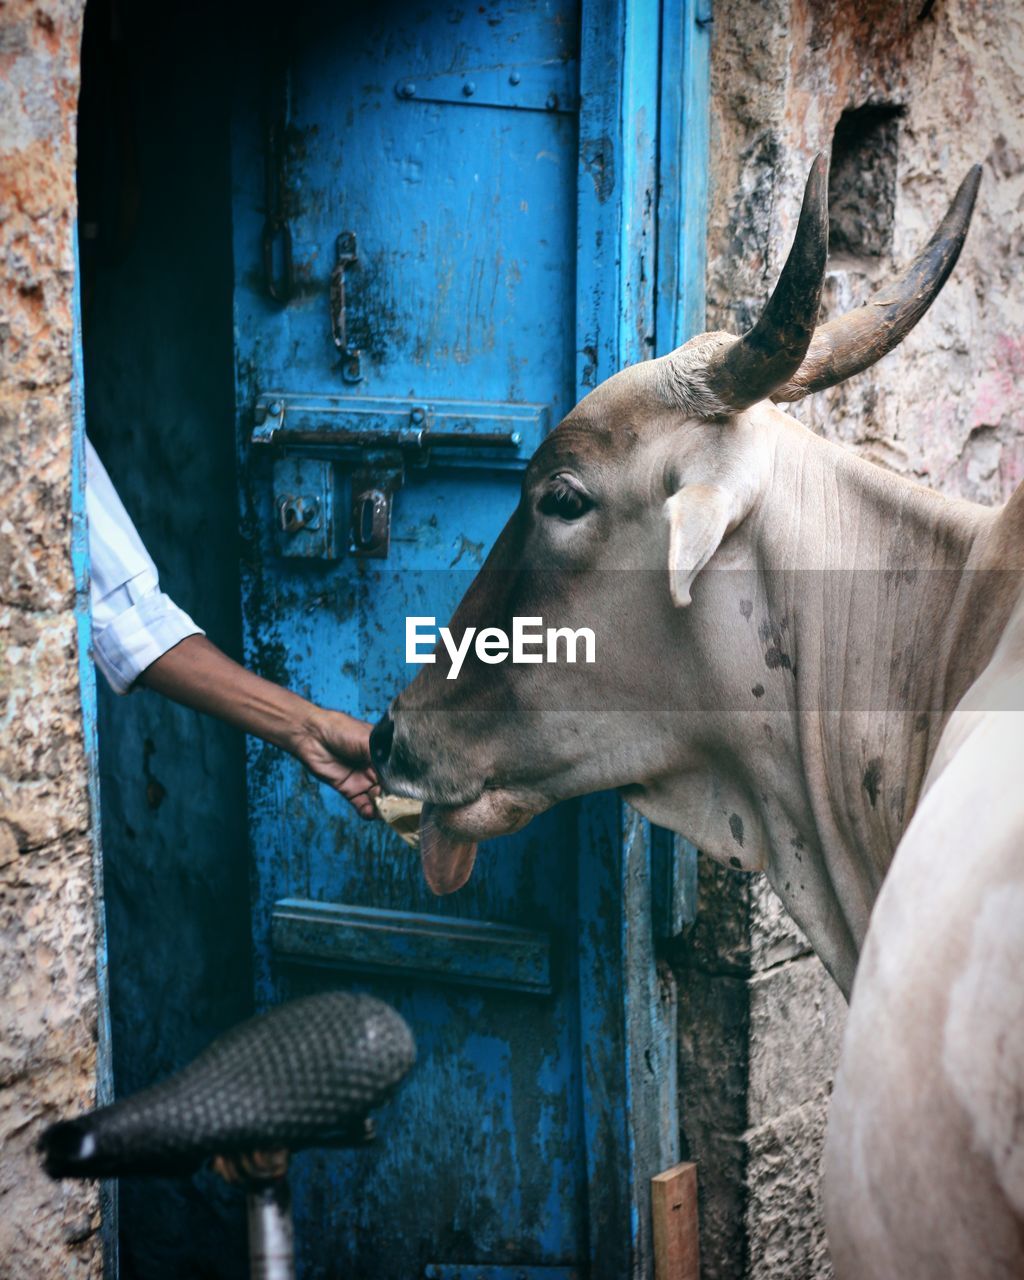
<box><xmin>271</xmin><ymin>898</ymin><xmax>551</xmax><ymax>995</ymax></box>
<box><xmin>652</xmin><ymin>1161</ymin><xmax>700</xmax><ymax>1280</ymax></box>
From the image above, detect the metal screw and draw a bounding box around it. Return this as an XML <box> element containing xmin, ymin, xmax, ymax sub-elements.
<box><xmin>410</xmin><ymin>407</ymin><xmax>426</xmax><ymax>425</ymax></box>
<box><xmin>511</xmin><ymin>432</ymin><xmax>522</xmax><ymax>446</ymax></box>
<box><xmin>398</xmin><ymin>81</ymin><xmax>416</xmax><ymax>98</ymax></box>
<box><xmin>509</xmin><ymin>70</ymin><xmax>521</xmax><ymax>85</ymax></box>
<box><xmin>462</xmin><ymin>81</ymin><xmax>476</xmax><ymax>97</ymax></box>
<box><xmin>545</xmin><ymin>92</ymin><xmax>559</xmax><ymax>110</ymax></box>
<box><xmin>267</xmin><ymin>400</ymin><xmax>283</xmax><ymax>417</ymax></box>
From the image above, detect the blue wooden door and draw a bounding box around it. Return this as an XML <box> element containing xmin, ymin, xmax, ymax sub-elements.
<box><xmin>231</xmin><ymin>1</ymin><xmax>708</xmax><ymax>1274</ymax></box>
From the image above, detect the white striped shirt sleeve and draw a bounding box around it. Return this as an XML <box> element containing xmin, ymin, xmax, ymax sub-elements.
<box><xmin>86</xmin><ymin>438</ymin><xmax>204</xmax><ymax>695</ymax></box>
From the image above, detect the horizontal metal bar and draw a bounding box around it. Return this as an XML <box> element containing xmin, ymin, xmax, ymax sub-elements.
<box><xmin>258</xmin><ymin>428</ymin><xmax>521</xmax><ymax>451</ymax></box>
<box><xmin>271</xmin><ymin>899</ymin><xmax>552</xmax><ymax>996</ymax></box>
<box><xmin>395</xmin><ymin>61</ymin><xmax>579</xmax><ymax>114</ymax></box>
<box><xmin>251</xmin><ymin>393</ymin><xmax>548</xmax><ymax>468</ymax></box>
<box><xmin>426</xmin><ymin>1268</ymin><xmax>579</xmax><ymax>1279</ymax></box>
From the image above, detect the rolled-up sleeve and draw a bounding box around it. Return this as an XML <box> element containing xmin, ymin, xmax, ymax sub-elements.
<box><xmin>86</xmin><ymin>439</ymin><xmax>204</xmax><ymax>694</ymax></box>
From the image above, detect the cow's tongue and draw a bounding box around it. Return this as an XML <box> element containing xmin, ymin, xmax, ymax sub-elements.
<box><xmin>419</xmin><ymin>802</ymin><xmax>478</xmax><ymax>895</ymax></box>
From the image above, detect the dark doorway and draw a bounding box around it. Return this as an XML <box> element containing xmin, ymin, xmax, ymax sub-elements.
<box><xmin>78</xmin><ymin>3</ymin><xmax>251</xmax><ymax>1275</ymax></box>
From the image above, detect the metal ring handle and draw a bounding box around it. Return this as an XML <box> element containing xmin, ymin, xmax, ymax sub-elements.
<box><xmin>330</xmin><ymin>231</ymin><xmax>363</xmax><ymax>383</ymax></box>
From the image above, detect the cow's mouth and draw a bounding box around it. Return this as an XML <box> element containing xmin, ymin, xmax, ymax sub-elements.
<box><xmin>417</xmin><ymin>790</ymin><xmax>542</xmax><ymax>895</ymax></box>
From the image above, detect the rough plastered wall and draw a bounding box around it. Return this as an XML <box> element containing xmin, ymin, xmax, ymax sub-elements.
<box><xmin>678</xmin><ymin>0</ymin><xmax>1024</xmax><ymax>1277</ymax></box>
<box><xmin>0</xmin><ymin>1</ymin><xmax>101</xmax><ymax>1277</ymax></box>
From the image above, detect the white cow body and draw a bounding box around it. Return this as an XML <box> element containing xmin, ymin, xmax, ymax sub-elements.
<box><xmin>826</xmin><ymin>579</ymin><xmax>1024</xmax><ymax>1279</ymax></box>
<box><xmin>372</xmin><ymin>159</ymin><xmax>1024</xmax><ymax>1274</ymax></box>
<box><xmin>620</xmin><ymin>403</ymin><xmax>1013</xmax><ymax>997</ymax></box>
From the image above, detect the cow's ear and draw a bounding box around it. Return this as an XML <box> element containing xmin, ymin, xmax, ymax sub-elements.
<box><xmin>664</xmin><ymin>483</ymin><xmax>741</xmax><ymax>607</ymax></box>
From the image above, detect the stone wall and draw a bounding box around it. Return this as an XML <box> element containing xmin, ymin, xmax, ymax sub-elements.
<box><xmin>681</xmin><ymin>0</ymin><xmax>1024</xmax><ymax>1275</ymax></box>
<box><xmin>0</xmin><ymin>1</ymin><xmax>100</xmax><ymax>1277</ymax></box>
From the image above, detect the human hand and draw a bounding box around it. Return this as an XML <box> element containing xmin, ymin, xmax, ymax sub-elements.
<box><xmin>291</xmin><ymin>709</ymin><xmax>381</xmax><ymax>819</ymax></box>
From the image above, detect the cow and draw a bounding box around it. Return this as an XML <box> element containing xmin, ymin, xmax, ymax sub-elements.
<box><xmin>370</xmin><ymin>154</ymin><xmax>1024</xmax><ymax>1277</ymax></box>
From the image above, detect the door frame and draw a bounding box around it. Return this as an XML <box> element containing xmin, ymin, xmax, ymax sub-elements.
<box><xmin>575</xmin><ymin>0</ymin><xmax>710</xmax><ymax>1272</ymax></box>
<box><xmin>70</xmin><ymin>224</ymin><xmax>118</xmax><ymax>1278</ymax></box>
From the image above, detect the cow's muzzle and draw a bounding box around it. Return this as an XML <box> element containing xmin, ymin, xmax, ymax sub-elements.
<box><xmin>370</xmin><ymin>707</ymin><xmax>481</xmax><ymax>806</ymax></box>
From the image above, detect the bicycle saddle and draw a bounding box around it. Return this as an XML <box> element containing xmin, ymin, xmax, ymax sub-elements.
<box><xmin>39</xmin><ymin>991</ymin><xmax>415</xmax><ymax>1179</ymax></box>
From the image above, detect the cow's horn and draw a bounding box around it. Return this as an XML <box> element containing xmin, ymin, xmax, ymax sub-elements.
<box><xmin>772</xmin><ymin>164</ymin><xmax>982</xmax><ymax>403</ymax></box>
<box><xmin>699</xmin><ymin>153</ymin><xmax>830</xmax><ymax>414</ymax></box>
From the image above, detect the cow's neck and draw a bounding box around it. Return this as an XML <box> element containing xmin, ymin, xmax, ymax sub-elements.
<box><xmin>644</xmin><ymin>416</ymin><xmax>1005</xmax><ymax>996</ymax></box>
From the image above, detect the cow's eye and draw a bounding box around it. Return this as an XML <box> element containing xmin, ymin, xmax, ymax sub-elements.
<box><xmin>537</xmin><ymin>477</ymin><xmax>592</xmax><ymax>521</ymax></box>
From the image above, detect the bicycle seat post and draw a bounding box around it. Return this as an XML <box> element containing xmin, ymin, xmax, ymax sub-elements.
<box><xmin>245</xmin><ymin>1171</ymin><xmax>295</xmax><ymax>1280</ymax></box>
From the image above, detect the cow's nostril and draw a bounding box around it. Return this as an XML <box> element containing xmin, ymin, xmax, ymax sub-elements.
<box><xmin>369</xmin><ymin>714</ymin><xmax>395</xmax><ymax>771</ymax></box>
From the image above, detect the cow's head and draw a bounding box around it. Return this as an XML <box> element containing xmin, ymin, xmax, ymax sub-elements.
<box><xmin>371</xmin><ymin>155</ymin><xmax>981</xmax><ymax>892</ymax></box>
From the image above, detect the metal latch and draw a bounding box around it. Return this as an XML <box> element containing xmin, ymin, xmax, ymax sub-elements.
<box><xmin>254</xmin><ymin>393</ymin><xmax>550</xmax><ymax>559</ymax></box>
<box><xmin>272</xmin><ymin>457</ymin><xmax>338</xmax><ymax>560</ymax></box>
<box><xmin>252</xmin><ymin>393</ymin><xmax>547</xmax><ymax>470</ymax></box>
<box><xmin>349</xmin><ymin>462</ymin><xmax>403</xmax><ymax>559</ymax></box>
<box><xmin>329</xmin><ymin>232</ymin><xmax>362</xmax><ymax>384</ymax></box>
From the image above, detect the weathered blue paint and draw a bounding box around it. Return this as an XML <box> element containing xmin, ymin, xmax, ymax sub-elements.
<box><xmin>651</xmin><ymin>826</ymin><xmax>700</xmax><ymax>938</ymax></box>
<box><xmin>233</xmin><ymin>4</ymin><xmax>586</xmax><ymax>1271</ymax></box>
<box><xmin>656</xmin><ymin>0</ymin><xmax>713</xmax><ymax>350</ymax></box>
<box><xmin>573</xmin><ymin>0</ymin><xmax>714</xmax><ymax>1268</ymax></box>
<box><xmin>272</xmin><ymin>899</ymin><xmax>552</xmax><ymax>995</ymax></box>
<box><xmin>231</xmin><ymin>0</ymin><xmax>710</xmax><ymax>1273</ymax></box>
<box><xmin>653</xmin><ymin>0</ymin><xmax>711</xmax><ymax>937</ymax></box>
<box><xmin>70</xmin><ymin>222</ymin><xmax>118</xmax><ymax>1280</ymax></box>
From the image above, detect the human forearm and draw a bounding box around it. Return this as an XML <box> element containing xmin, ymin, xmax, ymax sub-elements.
<box><xmin>138</xmin><ymin>635</ymin><xmax>378</xmax><ymax>817</ymax></box>
<box><xmin>138</xmin><ymin>635</ymin><xmax>313</xmax><ymax>750</ymax></box>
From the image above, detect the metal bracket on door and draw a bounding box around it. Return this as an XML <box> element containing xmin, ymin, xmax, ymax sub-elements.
<box><xmin>349</xmin><ymin>457</ymin><xmax>403</xmax><ymax>558</ymax></box>
<box><xmin>330</xmin><ymin>231</ymin><xmax>363</xmax><ymax>384</ymax></box>
<box><xmin>272</xmin><ymin>899</ymin><xmax>552</xmax><ymax>995</ymax></box>
<box><xmin>272</xmin><ymin>457</ymin><xmax>339</xmax><ymax>560</ymax></box>
<box><xmin>253</xmin><ymin>393</ymin><xmax>549</xmax><ymax>559</ymax></box>
<box><xmin>252</xmin><ymin>393</ymin><xmax>547</xmax><ymax>468</ymax></box>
